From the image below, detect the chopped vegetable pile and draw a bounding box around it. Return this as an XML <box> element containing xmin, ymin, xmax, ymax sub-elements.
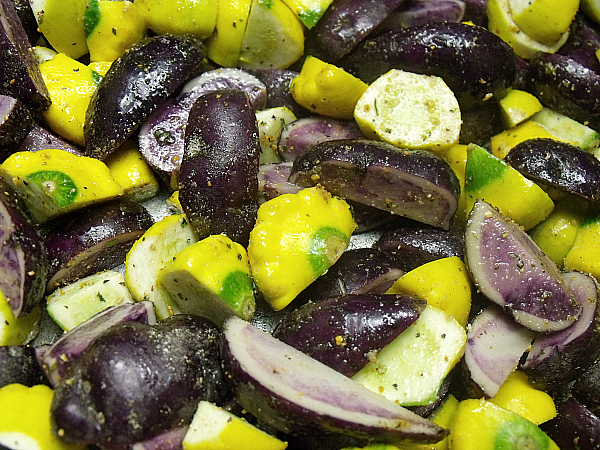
<box><xmin>2</xmin><ymin>0</ymin><xmax>600</xmax><ymax>448</ymax></box>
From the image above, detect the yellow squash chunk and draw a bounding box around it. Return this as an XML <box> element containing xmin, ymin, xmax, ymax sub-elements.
<box><xmin>238</xmin><ymin>0</ymin><xmax>304</xmax><ymax>69</ymax></box>
<box><xmin>509</xmin><ymin>0</ymin><xmax>579</xmax><ymax>45</ymax></box>
<box><xmin>248</xmin><ymin>186</ymin><xmax>356</xmax><ymax>310</ymax></box>
<box><xmin>465</xmin><ymin>144</ymin><xmax>554</xmax><ymax>230</ymax></box>
<box><xmin>448</xmin><ymin>398</ymin><xmax>560</xmax><ymax>450</ymax></box>
<box><xmin>136</xmin><ymin>0</ymin><xmax>216</xmax><ymax>38</ymax></box>
<box><xmin>386</xmin><ymin>256</ymin><xmax>472</xmax><ymax>327</ymax></box>
<box><xmin>499</xmin><ymin>89</ymin><xmax>543</xmax><ymax>128</ymax></box>
<box><xmin>280</xmin><ymin>0</ymin><xmax>333</xmax><ymax>28</ymax></box>
<box><xmin>256</xmin><ymin>106</ymin><xmax>297</xmax><ymax>164</ymax></box>
<box><xmin>39</xmin><ymin>54</ymin><xmax>101</xmax><ymax>146</ymax></box>
<box><xmin>564</xmin><ymin>208</ymin><xmax>600</xmax><ymax>279</ymax></box>
<box><xmin>354</xmin><ymin>69</ymin><xmax>461</xmax><ymax>151</ymax></box>
<box><xmin>0</xmin><ymin>384</ymin><xmax>86</xmax><ymax>450</ymax></box>
<box><xmin>290</xmin><ymin>56</ymin><xmax>368</xmax><ymax>120</ymax></box>
<box><xmin>490</xmin><ymin>121</ymin><xmax>561</xmax><ymax>159</ymax></box>
<box><xmin>104</xmin><ymin>140</ymin><xmax>160</xmax><ymax>202</ymax></box>
<box><xmin>491</xmin><ymin>371</ymin><xmax>557</xmax><ymax>425</ymax></box>
<box><xmin>158</xmin><ymin>235</ymin><xmax>255</xmax><ymax>327</ymax></box>
<box><xmin>0</xmin><ymin>290</ymin><xmax>40</xmax><ymax>346</ymax></box>
<box><xmin>183</xmin><ymin>401</ymin><xmax>288</xmax><ymax>450</ymax></box>
<box><xmin>0</xmin><ymin>149</ymin><xmax>123</xmax><ymax>224</ymax></box>
<box><xmin>530</xmin><ymin>107</ymin><xmax>600</xmax><ymax>152</ymax></box>
<box><xmin>206</xmin><ymin>0</ymin><xmax>252</xmax><ymax>67</ymax></box>
<box><xmin>88</xmin><ymin>61</ymin><xmax>113</xmax><ymax>77</ymax></box>
<box><xmin>166</xmin><ymin>190</ymin><xmax>183</xmax><ymax>213</ymax></box>
<box><xmin>442</xmin><ymin>143</ymin><xmax>468</xmax><ymax>227</ymax></box>
<box><xmin>29</xmin><ymin>0</ymin><xmax>88</xmax><ymax>59</ymax></box>
<box><xmin>84</xmin><ymin>0</ymin><xmax>147</xmax><ymax>62</ymax></box>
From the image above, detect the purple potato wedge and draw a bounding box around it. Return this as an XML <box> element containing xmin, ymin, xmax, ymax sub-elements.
<box><xmin>11</xmin><ymin>0</ymin><xmax>39</xmax><ymax>45</ymax></box>
<box><xmin>463</xmin><ymin>305</ymin><xmax>536</xmax><ymax>397</ymax></box>
<box><xmin>506</xmin><ymin>138</ymin><xmax>600</xmax><ymax>205</ymax></box>
<box><xmin>50</xmin><ymin>314</ymin><xmax>228</xmax><ymax>448</ymax></box>
<box><xmin>558</xmin><ymin>14</ymin><xmax>600</xmax><ymax>74</ymax></box>
<box><xmin>257</xmin><ymin>161</ymin><xmax>302</xmax><ymax>204</ymax></box>
<box><xmin>84</xmin><ymin>34</ymin><xmax>205</xmax><ymax>160</ymax></box>
<box><xmin>573</xmin><ymin>357</ymin><xmax>600</xmax><ymax>416</ymax></box>
<box><xmin>461</xmin><ymin>0</ymin><xmax>488</xmax><ymax>25</ymax></box>
<box><xmin>221</xmin><ymin>316</ymin><xmax>447</xmax><ymax>446</ymax></box>
<box><xmin>36</xmin><ymin>301</ymin><xmax>157</xmax><ymax>387</ymax></box>
<box><xmin>17</xmin><ymin>124</ymin><xmax>82</xmax><ymax>155</ymax></box>
<box><xmin>339</xmin><ymin>22</ymin><xmax>517</xmax><ymax>110</ymax></box>
<box><xmin>380</xmin><ymin>0</ymin><xmax>466</xmax><ymax>29</ymax></box>
<box><xmin>0</xmin><ymin>0</ymin><xmax>50</xmax><ymax>114</ymax></box>
<box><xmin>246</xmin><ymin>68</ymin><xmax>310</xmax><ymax>117</ymax></box>
<box><xmin>130</xmin><ymin>427</ymin><xmax>187</xmax><ymax>450</ymax></box>
<box><xmin>527</xmin><ymin>52</ymin><xmax>600</xmax><ymax>131</ymax></box>
<box><xmin>0</xmin><ymin>94</ymin><xmax>33</xmax><ymax>161</ymax></box>
<box><xmin>272</xmin><ymin>293</ymin><xmax>426</xmax><ymax>377</ymax></box>
<box><xmin>179</xmin><ymin>89</ymin><xmax>260</xmax><ymax>245</ymax></box>
<box><xmin>305</xmin><ymin>0</ymin><xmax>406</xmax><ymax>62</ymax></box>
<box><xmin>541</xmin><ymin>397</ymin><xmax>600</xmax><ymax>450</ymax></box>
<box><xmin>0</xmin><ymin>176</ymin><xmax>47</xmax><ymax>317</ymax></box>
<box><xmin>289</xmin><ymin>138</ymin><xmax>460</xmax><ymax>230</ymax></box>
<box><xmin>0</xmin><ymin>345</ymin><xmax>48</xmax><ymax>388</ymax></box>
<box><xmin>465</xmin><ymin>199</ymin><xmax>581</xmax><ymax>332</ymax></box>
<box><xmin>522</xmin><ymin>271</ymin><xmax>600</xmax><ymax>389</ymax></box>
<box><xmin>43</xmin><ymin>199</ymin><xmax>154</xmax><ymax>293</ymax></box>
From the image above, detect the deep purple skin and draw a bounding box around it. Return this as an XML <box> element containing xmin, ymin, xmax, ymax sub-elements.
<box><xmin>278</xmin><ymin>117</ymin><xmax>364</xmax><ymax>162</ymax></box>
<box><xmin>0</xmin><ymin>176</ymin><xmax>47</xmax><ymax>317</ymax></box>
<box><xmin>289</xmin><ymin>138</ymin><xmax>461</xmax><ymax>230</ymax></box>
<box><xmin>246</xmin><ymin>68</ymin><xmax>311</xmax><ymax>117</ymax></box>
<box><xmin>376</xmin><ymin>221</ymin><xmax>465</xmax><ymax>272</ymax></box>
<box><xmin>506</xmin><ymin>138</ymin><xmax>600</xmax><ymax>205</ymax></box>
<box><xmin>378</xmin><ymin>0</ymin><xmax>466</xmax><ymax>30</ymax></box>
<box><xmin>43</xmin><ymin>199</ymin><xmax>154</xmax><ymax>293</ymax></box>
<box><xmin>465</xmin><ymin>200</ymin><xmax>582</xmax><ymax>332</ymax></box>
<box><xmin>273</xmin><ymin>293</ymin><xmax>425</xmax><ymax>377</ymax></box>
<box><xmin>523</xmin><ymin>271</ymin><xmax>600</xmax><ymax>390</ymax></box>
<box><xmin>0</xmin><ymin>94</ymin><xmax>33</xmax><ymax>160</ymax></box>
<box><xmin>458</xmin><ymin>99</ymin><xmax>503</xmax><ymax>145</ymax></box>
<box><xmin>461</xmin><ymin>0</ymin><xmax>488</xmax><ymax>26</ymax></box>
<box><xmin>50</xmin><ymin>315</ymin><xmax>229</xmax><ymax>448</ymax></box>
<box><xmin>298</xmin><ymin>248</ymin><xmax>404</xmax><ymax>304</ymax></box>
<box><xmin>17</xmin><ymin>124</ymin><xmax>82</xmax><ymax>155</ymax></box>
<box><xmin>257</xmin><ymin>161</ymin><xmax>302</xmax><ymax>204</ymax></box>
<box><xmin>84</xmin><ymin>34</ymin><xmax>205</xmax><ymax>160</ymax></box>
<box><xmin>10</xmin><ymin>0</ymin><xmax>39</xmax><ymax>45</ymax></box>
<box><xmin>558</xmin><ymin>14</ymin><xmax>600</xmax><ymax>74</ymax></box>
<box><xmin>130</xmin><ymin>426</ymin><xmax>187</xmax><ymax>450</ymax></box>
<box><xmin>338</xmin><ymin>22</ymin><xmax>517</xmax><ymax>110</ymax></box>
<box><xmin>0</xmin><ymin>345</ymin><xmax>48</xmax><ymax>388</ymax></box>
<box><xmin>221</xmin><ymin>317</ymin><xmax>447</xmax><ymax>447</ymax></box>
<box><xmin>527</xmin><ymin>52</ymin><xmax>600</xmax><ymax>132</ymax></box>
<box><xmin>573</xmin><ymin>357</ymin><xmax>600</xmax><ymax>416</ymax></box>
<box><xmin>179</xmin><ymin>89</ymin><xmax>260</xmax><ymax>246</ymax></box>
<box><xmin>305</xmin><ymin>0</ymin><xmax>406</xmax><ymax>62</ymax></box>
<box><xmin>541</xmin><ymin>397</ymin><xmax>600</xmax><ymax>450</ymax></box>
<box><xmin>347</xmin><ymin>200</ymin><xmax>398</xmax><ymax>233</ymax></box>
<box><xmin>0</xmin><ymin>0</ymin><xmax>50</xmax><ymax>115</ymax></box>
<box><xmin>37</xmin><ymin>301</ymin><xmax>157</xmax><ymax>387</ymax></box>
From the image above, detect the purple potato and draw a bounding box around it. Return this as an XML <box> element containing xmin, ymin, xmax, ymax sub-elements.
<box><xmin>459</xmin><ymin>99</ymin><xmax>504</xmax><ymax>145</ymax></box>
<box><xmin>542</xmin><ymin>397</ymin><xmax>600</xmax><ymax>450</ymax></box>
<box><xmin>558</xmin><ymin>14</ymin><xmax>600</xmax><ymax>74</ymax></box>
<box><xmin>179</xmin><ymin>89</ymin><xmax>260</xmax><ymax>245</ymax></box>
<box><xmin>573</xmin><ymin>357</ymin><xmax>600</xmax><ymax>416</ymax></box>
<box><xmin>50</xmin><ymin>314</ymin><xmax>228</xmax><ymax>448</ymax></box>
<box><xmin>339</xmin><ymin>22</ymin><xmax>517</xmax><ymax>110</ymax></box>
<box><xmin>130</xmin><ymin>427</ymin><xmax>187</xmax><ymax>450</ymax></box>
<box><xmin>0</xmin><ymin>94</ymin><xmax>32</xmax><ymax>161</ymax></box>
<box><xmin>273</xmin><ymin>293</ymin><xmax>425</xmax><ymax>377</ymax></box>
<box><xmin>44</xmin><ymin>199</ymin><xmax>154</xmax><ymax>293</ymax></box>
<box><xmin>527</xmin><ymin>52</ymin><xmax>600</xmax><ymax>131</ymax></box>
<box><xmin>461</xmin><ymin>0</ymin><xmax>488</xmax><ymax>25</ymax></box>
<box><xmin>278</xmin><ymin>116</ymin><xmax>364</xmax><ymax>162</ymax></box>
<box><xmin>347</xmin><ymin>200</ymin><xmax>398</xmax><ymax>233</ymax></box>
<box><xmin>37</xmin><ymin>301</ymin><xmax>157</xmax><ymax>387</ymax></box>
<box><xmin>305</xmin><ymin>0</ymin><xmax>406</xmax><ymax>62</ymax></box>
<box><xmin>465</xmin><ymin>199</ymin><xmax>581</xmax><ymax>332</ymax></box>
<box><xmin>257</xmin><ymin>161</ymin><xmax>302</xmax><ymax>204</ymax></box>
<box><xmin>523</xmin><ymin>271</ymin><xmax>600</xmax><ymax>389</ymax></box>
<box><xmin>0</xmin><ymin>345</ymin><xmax>48</xmax><ymax>388</ymax></box>
<box><xmin>0</xmin><ymin>176</ymin><xmax>47</xmax><ymax>317</ymax></box>
<box><xmin>84</xmin><ymin>34</ymin><xmax>205</xmax><ymax>160</ymax></box>
<box><xmin>221</xmin><ymin>316</ymin><xmax>447</xmax><ymax>446</ymax></box>
<box><xmin>289</xmin><ymin>138</ymin><xmax>460</xmax><ymax>230</ymax></box>
<box><xmin>246</xmin><ymin>68</ymin><xmax>310</xmax><ymax>117</ymax></box>
<box><xmin>17</xmin><ymin>124</ymin><xmax>82</xmax><ymax>154</ymax></box>
<box><xmin>0</xmin><ymin>0</ymin><xmax>50</xmax><ymax>114</ymax></box>
<box><xmin>463</xmin><ymin>305</ymin><xmax>536</xmax><ymax>397</ymax></box>
<box><xmin>506</xmin><ymin>138</ymin><xmax>600</xmax><ymax>205</ymax></box>
<box><xmin>379</xmin><ymin>0</ymin><xmax>466</xmax><ymax>30</ymax></box>
<box><xmin>10</xmin><ymin>0</ymin><xmax>39</xmax><ymax>44</ymax></box>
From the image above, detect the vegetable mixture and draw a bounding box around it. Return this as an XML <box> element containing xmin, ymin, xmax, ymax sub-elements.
<box><xmin>1</xmin><ymin>0</ymin><xmax>600</xmax><ymax>448</ymax></box>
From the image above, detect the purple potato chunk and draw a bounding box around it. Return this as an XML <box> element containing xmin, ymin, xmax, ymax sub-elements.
<box><xmin>0</xmin><ymin>0</ymin><xmax>50</xmax><ymax>114</ymax></box>
<box><xmin>273</xmin><ymin>293</ymin><xmax>426</xmax><ymax>377</ymax></box>
<box><xmin>0</xmin><ymin>345</ymin><xmax>48</xmax><ymax>388</ymax></box>
<box><xmin>0</xmin><ymin>94</ymin><xmax>32</xmax><ymax>161</ymax></box>
<box><xmin>43</xmin><ymin>199</ymin><xmax>154</xmax><ymax>293</ymax></box>
<box><xmin>50</xmin><ymin>314</ymin><xmax>229</xmax><ymax>448</ymax></box>
<box><xmin>11</xmin><ymin>0</ymin><xmax>39</xmax><ymax>45</ymax></box>
<box><xmin>506</xmin><ymin>138</ymin><xmax>600</xmax><ymax>205</ymax></box>
<box><xmin>36</xmin><ymin>301</ymin><xmax>157</xmax><ymax>387</ymax></box>
<box><xmin>278</xmin><ymin>116</ymin><xmax>363</xmax><ymax>162</ymax></box>
<box><xmin>573</xmin><ymin>357</ymin><xmax>600</xmax><ymax>416</ymax></box>
<box><xmin>289</xmin><ymin>138</ymin><xmax>460</xmax><ymax>230</ymax></box>
<box><xmin>179</xmin><ymin>89</ymin><xmax>260</xmax><ymax>245</ymax></box>
<box><xmin>257</xmin><ymin>161</ymin><xmax>302</xmax><ymax>204</ymax></box>
<box><xmin>465</xmin><ymin>199</ymin><xmax>581</xmax><ymax>332</ymax></box>
<box><xmin>17</xmin><ymin>124</ymin><xmax>82</xmax><ymax>155</ymax></box>
<box><xmin>461</xmin><ymin>0</ymin><xmax>488</xmax><ymax>25</ymax></box>
<box><xmin>130</xmin><ymin>427</ymin><xmax>187</xmax><ymax>450</ymax></box>
<box><xmin>379</xmin><ymin>0</ymin><xmax>466</xmax><ymax>30</ymax></box>
<box><xmin>527</xmin><ymin>52</ymin><xmax>600</xmax><ymax>131</ymax></box>
<box><xmin>339</xmin><ymin>22</ymin><xmax>517</xmax><ymax>110</ymax></box>
<box><xmin>305</xmin><ymin>0</ymin><xmax>406</xmax><ymax>62</ymax></box>
<box><xmin>541</xmin><ymin>397</ymin><xmax>600</xmax><ymax>450</ymax></box>
<box><xmin>523</xmin><ymin>271</ymin><xmax>600</xmax><ymax>389</ymax></box>
<box><xmin>246</xmin><ymin>68</ymin><xmax>310</xmax><ymax>117</ymax></box>
<box><xmin>84</xmin><ymin>34</ymin><xmax>205</xmax><ymax>160</ymax></box>
<box><xmin>459</xmin><ymin>99</ymin><xmax>503</xmax><ymax>145</ymax></box>
<box><xmin>221</xmin><ymin>316</ymin><xmax>447</xmax><ymax>446</ymax></box>
<box><xmin>558</xmin><ymin>14</ymin><xmax>600</xmax><ymax>74</ymax></box>
<box><xmin>0</xmin><ymin>176</ymin><xmax>47</xmax><ymax>317</ymax></box>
